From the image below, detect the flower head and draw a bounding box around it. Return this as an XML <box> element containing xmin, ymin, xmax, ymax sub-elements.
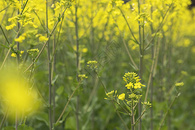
<box><xmin>118</xmin><ymin>93</ymin><xmax>125</xmax><ymax>100</ymax></box>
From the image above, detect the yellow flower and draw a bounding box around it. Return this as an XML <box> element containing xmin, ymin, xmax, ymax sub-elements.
<box><xmin>5</xmin><ymin>23</ymin><xmax>16</xmax><ymax>30</ymax></box>
<box><xmin>134</xmin><ymin>82</ymin><xmax>142</xmax><ymax>89</ymax></box>
<box><xmin>15</xmin><ymin>36</ymin><xmax>25</xmax><ymax>43</ymax></box>
<box><xmin>106</xmin><ymin>90</ymin><xmax>114</xmax><ymax>97</ymax></box>
<box><xmin>82</xmin><ymin>48</ymin><xmax>88</xmax><ymax>53</ymax></box>
<box><xmin>118</xmin><ymin>93</ymin><xmax>125</xmax><ymax>100</ymax></box>
<box><xmin>39</xmin><ymin>35</ymin><xmax>48</xmax><ymax>42</ymax></box>
<box><xmin>115</xmin><ymin>0</ymin><xmax>124</xmax><ymax>7</ymax></box>
<box><xmin>125</xmin><ymin>82</ymin><xmax>133</xmax><ymax>89</ymax></box>
<box><xmin>78</xmin><ymin>74</ymin><xmax>88</xmax><ymax>81</ymax></box>
<box><xmin>87</xmin><ymin>60</ymin><xmax>98</xmax><ymax>69</ymax></box>
<box><xmin>11</xmin><ymin>53</ymin><xmax>17</xmax><ymax>57</ymax></box>
<box><xmin>0</xmin><ymin>66</ymin><xmax>39</xmax><ymax>118</ymax></box>
<box><xmin>20</xmin><ymin>51</ymin><xmax>24</xmax><ymax>54</ymax></box>
<box><xmin>175</xmin><ymin>82</ymin><xmax>184</xmax><ymax>87</ymax></box>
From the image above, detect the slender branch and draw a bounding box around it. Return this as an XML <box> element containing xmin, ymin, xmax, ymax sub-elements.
<box><xmin>119</xmin><ymin>7</ymin><xmax>139</xmax><ymax>44</ymax></box>
<box><xmin>144</xmin><ymin>3</ymin><xmax>173</xmax><ymax>51</ymax></box>
<box><xmin>0</xmin><ymin>3</ymin><xmax>11</xmax><ymax>13</ymax></box>
<box><xmin>24</xmin><ymin>8</ymin><xmax>67</xmax><ymax>73</ymax></box>
<box><xmin>144</xmin><ymin>38</ymin><xmax>160</xmax><ymax>103</ymax></box>
<box><xmin>55</xmin><ymin>82</ymin><xmax>81</xmax><ymax>124</ymax></box>
<box><xmin>0</xmin><ymin>109</ymin><xmax>8</xmax><ymax>129</ymax></box>
<box><xmin>75</xmin><ymin>1</ymin><xmax>80</xmax><ymax>129</ymax></box>
<box><xmin>158</xmin><ymin>93</ymin><xmax>179</xmax><ymax>130</ymax></box>
<box><xmin>131</xmin><ymin>100</ymin><xmax>134</xmax><ymax>130</ymax></box>
<box><xmin>150</xmin><ymin>3</ymin><xmax>154</xmax><ymax>130</ymax></box>
<box><xmin>112</xmin><ymin>15</ymin><xmax>138</xmax><ymax>70</ymax></box>
<box><xmin>45</xmin><ymin>0</ymin><xmax>53</xmax><ymax>129</ymax></box>
<box><xmin>138</xmin><ymin>0</ymin><xmax>143</xmax><ymax>129</ymax></box>
<box><xmin>0</xmin><ymin>48</ymin><xmax>11</xmax><ymax>70</ymax></box>
<box><xmin>134</xmin><ymin>109</ymin><xmax>147</xmax><ymax>126</ymax></box>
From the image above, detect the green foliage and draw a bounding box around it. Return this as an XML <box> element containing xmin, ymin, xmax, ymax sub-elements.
<box><xmin>0</xmin><ymin>0</ymin><xmax>195</xmax><ymax>129</ymax></box>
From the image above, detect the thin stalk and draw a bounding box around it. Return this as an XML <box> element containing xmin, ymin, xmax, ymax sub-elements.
<box><xmin>24</xmin><ymin>7</ymin><xmax>67</xmax><ymax>73</ymax></box>
<box><xmin>144</xmin><ymin>38</ymin><xmax>161</xmax><ymax>103</ymax></box>
<box><xmin>17</xmin><ymin>4</ymin><xmax>20</xmax><ymax>65</ymax></box>
<box><xmin>159</xmin><ymin>93</ymin><xmax>179</xmax><ymax>130</ymax></box>
<box><xmin>112</xmin><ymin>15</ymin><xmax>138</xmax><ymax>70</ymax></box>
<box><xmin>134</xmin><ymin>109</ymin><xmax>147</xmax><ymax>126</ymax></box>
<box><xmin>138</xmin><ymin>0</ymin><xmax>143</xmax><ymax>129</ymax></box>
<box><xmin>46</xmin><ymin>0</ymin><xmax>53</xmax><ymax>129</ymax></box>
<box><xmin>0</xmin><ymin>3</ymin><xmax>11</xmax><ymax>13</ymax></box>
<box><xmin>0</xmin><ymin>109</ymin><xmax>8</xmax><ymax>129</ymax></box>
<box><xmin>119</xmin><ymin>7</ymin><xmax>139</xmax><ymax>44</ymax></box>
<box><xmin>0</xmin><ymin>24</ymin><xmax>16</xmax><ymax>53</ymax></box>
<box><xmin>150</xmin><ymin>3</ymin><xmax>154</xmax><ymax>130</ymax></box>
<box><xmin>115</xmin><ymin>111</ymin><xmax>129</xmax><ymax>130</ymax></box>
<box><xmin>85</xmin><ymin>69</ymin><xmax>129</xmax><ymax>129</ymax></box>
<box><xmin>144</xmin><ymin>3</ymin><xmax>173</xmax><ymax>51</ymax></box>
<box><xmin>0</xmin><ymin>48</ymin><xmax>11</xmax><ymax>70</ymax></box>
<box><xmin>15</xmin><ymin>112</ymin><xmax>18</xmax><ymax>130</ymax></box>
<box><xmin>75</xmin><ymin>1</ymin><xmax>80</xmax><ymax>130</ymax></box>
<box><xmin>55</xmin><ymin>82</ymin><xmax>81</xmax><ymax>124</ymax></box>
<box><xmin>52</xmin><ymin>0</ymin><xmax>56</xmax><ymax>126</ymax></box>
<box><xmin>131</xmin><ymin>100</ymin><xmax>134</xmax><ymax>130</ymax></box>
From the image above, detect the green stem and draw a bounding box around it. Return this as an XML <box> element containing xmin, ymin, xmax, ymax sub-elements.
<box><xmin>119</xmin><ymin>7</ymin><xmax>139</xmax><ymax>44</ymax></box>
<box><xmin>144</xmin><ymin>3</ymin><xmax>173</xmax><ymax>51</ymax></box>
<box><xmin>131</xmin><ymin>100</ymin><xmax>134</xmax><ymax>130</ymax></box>
<box><xmin>111</xmin><ymin>15</ymin><xmax>138</xmax><ymax>70</ymax></box>
<box><xmin>46</xmin><ymin>0</ymin><xmax>53</xmax><ymax>129</ymax></box>
<box><xmin>0</xmin><ymin>3</ymin><xmax>11</xmax><ymax>13</ymax></box>
<box><xmin>24</xmin><ymin>7</ymin><xmax>67</xmax><ymax>73</ymax></box>
<box><xmin>159</xmin><ymin>93</ymin><xmax>179</xmax><ymax>130</ymax></box>
<box><xmin>0</xmin><ymin>109</ymin><xmax>8</xmax><ymax>129</ymax></box>
<box><xmin>75</xmin><ymin>1</ymin><xmax>80</xmax><ymax>129</ymax></box>
<box><xmin>138</xmin><ymin>0</ymin><xmax>143</xmax><ymax>129</ymax></box>
<box><xmin>150</xmin><ymin>3</ymin><xmax>154</xmax><ymax>130</ymax></box>
<box><xmin>56</xmin><ymin>82</ymin><xmax>81</xmax><ymax>124</ymax></box>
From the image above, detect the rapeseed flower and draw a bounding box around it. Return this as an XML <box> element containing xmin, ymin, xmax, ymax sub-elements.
<box><xmin>0</xmin><ymin>65</ymin><xmax>39</xmax><ymax>119</ymax></box>
<box><xmin>118</xmin><ymin>93</ymin><xmax>125</xmax><ymax>100</ymax></box>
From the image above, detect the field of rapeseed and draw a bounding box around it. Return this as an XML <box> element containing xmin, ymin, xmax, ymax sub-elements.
<box><xmin>0</xmin><ymin>0</ymin><xmax>195</xmax><ymax>129</ymax></box>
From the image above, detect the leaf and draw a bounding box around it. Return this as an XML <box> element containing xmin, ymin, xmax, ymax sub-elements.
<box><xmin>52</xmin><ymin>75</ymin><xmax>59</xmax><ymax>85</ymax></box>
<box><xmin>56</xmin><ymin>85</ymin><xmax>64</xmax><ymax>95</ymax></box>
<box><xmin>34</xmin><ymin>111</ymin><xmax>49</xmax><ymax>126</ymax></box>
<box><xmin>0</xmin><ymin>44</ymin><xmax>9</xmax><ymax>49</ymax></box>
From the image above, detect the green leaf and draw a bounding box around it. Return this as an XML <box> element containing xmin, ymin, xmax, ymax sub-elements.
<box><xmin>34</xmin><ymin>111</ymin><xmax>49</xmax><ymax>126</ymax></box>
<box><xmin>0</xmin><ymin>44</ymin><xmax>9</xmax><ymax>49</ymax></box>
<box><xmin>52</xmin><ymin>75</ymin><xmax>59</xmax><ymax>85</ymax></box>
<box><xmin>56</xmin><ymin>85</ymin><xmax>64</xmax><ymax>95</ymax></box>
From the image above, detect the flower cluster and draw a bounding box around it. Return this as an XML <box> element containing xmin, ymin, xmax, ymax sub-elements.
<box><xmin>123</xmin><ymin>72</ymin><xmax>145</xmax><ymax>89</ymax></box>
<box><xmin>87</xmin><ymin>60</ymin><xmax>98</xmax><ymax>70</ymax></box>
<box><xmin>78</xmin><ymin>74</ymin><xmax>88</xmax><ymax>81</ymax></box>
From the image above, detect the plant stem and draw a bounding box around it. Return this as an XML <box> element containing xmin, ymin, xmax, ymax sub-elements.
<box><xmin>131</xmin><ymin>100</ymin><xmax>134</xmax><ymax>130</ymax></box>
<box><xmin>24</xmin><ymin>7</ymin><xmax>67</xmax><ymax>73</ymax></box>
<box><xmin>159</xmin><ymin>94</ymin><xmax>179</xmax><ymax>130</ymax></box>
<box><xmin>56</xmin><ymin>82</ymin><xmax>81</xmax><ymax>124</ymax></box>
<box><xmin>150</xmin><ymin>3</ymin><xmax>154</xmax><ymax>130</ymax></box>
<box><xmin>0</xmin><ymin>109</ymin><xmax>8</xmax><ymax>129</ymax></box>
<box><xmin>138</xmin><ymin>0</ymin><xmax>143</xmax><ymax>129</ymax></box>
<box><xmin>17</xmin><ymin>4</ymin><xmax>20</xmax><ymax>65</ymax></box>
<box><xmin>15</xmin><ymin>112</ymin><xmax>18</xmax><ymax>130</ymax></box>
<box><xmin>112</xmin><ymin>15</ymin><xmax>138</xmax><ymax>70</ymax></box>
<box><xmin>52</xmin><ymin>0</ymin><xmax>56</xmax><ymax>126</ymax></box>
<box><xmin>46</xmin><ymin>0</ymin><xmax>53</xmax><ymax>129</ymax></box>
<box><xmin>75</xmin><ymin>1</ymin><xmax>80</xmax><ymax>130</ymax></box>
